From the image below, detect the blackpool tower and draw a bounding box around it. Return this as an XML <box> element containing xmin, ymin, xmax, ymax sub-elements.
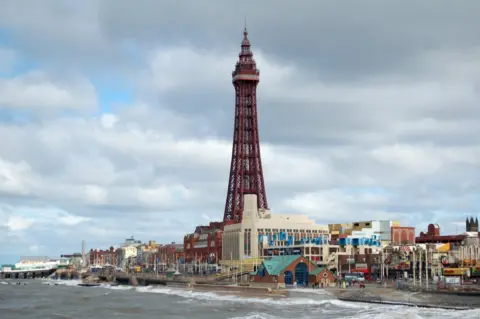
<box><xmin>223</xmin><ymin>27</ymin><xmax>269</xmax><ymax>225</ymax></box>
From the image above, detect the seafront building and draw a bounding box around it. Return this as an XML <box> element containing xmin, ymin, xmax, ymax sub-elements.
<box><xmin>70</xmin><ymin>28</ymin><xmax>480</xmax><ymax>285</ymax></box>
<box><xmin>329</xmin><ymin>220</ymin><xmax>402</xmax><ymax>245</ymax></box>
<box><xmin>158</xmin><ymin>27</ymin><xmax>419</xmax><ymax>276</ymax></box>
<box><xmin>222</xmin><ymin>194</ymin><xmax>329</xmax><ymax>261</ymax></box>
<box><xmin>157</xmin><ymin>242</ymin><xmax>184</xmax><ymax>269</ymax></box>
<box><xmin>89</xmin><ymin>247</ymin><xmax>117</xmax><ymax>267</ymax></box>
<box><xmin>1</xmin><ymin>256</ymin><xmax>71</xmax><ymax>273</ymax></box>
<box><xmin>117</xmin><ymin>246</ymin><xmax>138</xmax><ymax>270</ymax></box>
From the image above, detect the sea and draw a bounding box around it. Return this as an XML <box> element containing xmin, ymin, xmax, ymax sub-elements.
<box><xmin>1</xmin><ymin>279</ymin><xmax>479</xmax><ymax>319</ymax></box>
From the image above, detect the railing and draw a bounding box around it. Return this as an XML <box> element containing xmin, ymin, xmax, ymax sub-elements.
<box><xmin>394</xmin><ymin>279</ymin><xmax>480</xmax><ymax>293</ymax></box>
<box><xmin>1</xmin><ymin>266</ymin><xmax>57</xmax><ymax>273</ymax></box>
<box><xmin>219</xmin><ymin>258</ymin><xmax>263</xmax><ymax>267</ymax></box>
<box><xmin>211</xmin><ymin>268</ymin><xmax>252</xmax><ymax>281</ymax></box>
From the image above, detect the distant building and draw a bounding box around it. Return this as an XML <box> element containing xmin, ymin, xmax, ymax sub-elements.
<box><xmin>390</xmin><ymin>226</ymin><xmax>416</xmax><ymax>245</ymax></box>
<box><xmin>158</xmin><ymin>242</ymin><xmax>184</xmax><ymax>267</ymax></box>
<box><xmin>19</xmin><ymin>256</ymin><xmax>49</xmax><ymax>263</ymax></box>
<box><xmin>89</xmin><ymin>247</ymin><xmax>116</xmax><ymax>266</ymax></box>
<box><xmin>329</xmin><ymin>220</ymin><xmax>399</xmax><ymax>245</ymax></box>
<box><xmin>249</xmin><ymin>255</ymin><xmax>334</xmax><ymax>287</ymax></box>
<box><xmin>222</xmin><ymin>194</ymin><xmax>329</xmax><ymax>262</ymax></box>
<box><xmin>123</xmin><ymin>236</ymin><xmax>142</xmax><ymax>247</ymax></box>
<box><xmin>416</xmin><ymin>224</ymin><xmax>465</xmax><ymax>245</ymax></box>
<box><xmin>60</xmin><ymin>253</ymin><xmax>84</xmax><ymax>268</ymax></box>
<box><xmin>466</xmin><ymin>217</ymin><xmax>479</xmax><ymax>232</ymax></box>
<box><xmin>14</xmin><ymin>257</ymin><xmax>70</xmax><ymax>271</ymax></box>
<box><xmin>184</xmin><ymin>223</ymin><xmax>223</xmax><ymax>264</ymax></box>
<box><xmin>309</xmin><ymin>267</ymin><xmax>336</xmax><ymax>287</ymax></box>
<box><xmin>117</xmin><ymin>246</ymin><xmax>138</xmax><ymax>269</ymax></box>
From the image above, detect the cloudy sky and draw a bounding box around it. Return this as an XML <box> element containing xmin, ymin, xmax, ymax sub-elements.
<box><xmin>1</xmin><ymin>0</ymin><xmax>479</xmax><ymax>263</ymax></box>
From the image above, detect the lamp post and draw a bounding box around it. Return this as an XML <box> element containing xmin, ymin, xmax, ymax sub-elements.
<box><xmin>418</xmin><ymin>245</ymin><xmax>422</xmax><ymax>287</ymax></box>
<box><xmin>380</xmin><ymin>248</ymin><xmax>384</xmax><ymax>281</ymax></box>
<box><xmin>413</xmin><ymin>247</ymin><xmax>416</xmax><ymax>286</ymax></box>
<box><xmin>425</xmin><ymin>245</ymin><xmax>429</xmax><ymax>289</ymax></box>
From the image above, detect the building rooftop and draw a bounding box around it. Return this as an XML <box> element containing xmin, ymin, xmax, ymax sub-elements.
<box><xmin>309</xmin><ymin>267</ymin><xmax>326</xmax><ymax>276</ymax></box>
<box><xmin>251</xmin><ymin>255</ymin><xmax>326</xmax><ymax>277</ymax></box>
<box><xmin>261</xmin><ymin>255</ymin><xmax>299</xmax><ymax>276</ymax></box>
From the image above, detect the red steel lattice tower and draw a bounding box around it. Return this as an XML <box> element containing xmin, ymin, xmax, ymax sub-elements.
<box><xmin>223</xmin><ymin>27</ymin><xmax>269</xmax><ymax>225</ymax></box>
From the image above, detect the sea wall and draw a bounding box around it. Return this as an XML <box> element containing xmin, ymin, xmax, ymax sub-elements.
<box><xmin>92</xmin><ymin>273</ymin><xmax>287</xmax><ymax>297</ymax></box>
<box><xmin>328</xmin><ymin>286</ymin><xmax>480</xmax><ymax>310</ymax></box>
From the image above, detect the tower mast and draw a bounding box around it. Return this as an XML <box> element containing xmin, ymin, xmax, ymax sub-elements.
<box><xmin>223</xmin><ymin>27</ymin><xmax>269</xmax><ymax>225</ymax></box>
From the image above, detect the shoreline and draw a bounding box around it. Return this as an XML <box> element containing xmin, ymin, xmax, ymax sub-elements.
<box><xmin>81</xmin><ymin>273</ymin><xmax>289</xmax><ymax>298</ymax></box>
<box><xmin>326</xmin><ymin>285</ymin><xmax>480</xmax><ymax>310</ymax></box>
<box><xmin>336</xmin><ymin>297</ymin><xmax>472</xmax><ymax>310</ymax></box>
<box><xmin>75</xmin><ymin>274</ymin><xmax>480</xmax><ymax>309</ymax></box>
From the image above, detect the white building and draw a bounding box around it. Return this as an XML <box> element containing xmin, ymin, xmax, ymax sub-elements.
<box><xmin>348</xmin><ymin>220</ymin><xmax>395</xmax><ymax>242</ymax></box>
<box><xmin>118</xmin><ymin>246</ymin><xmax>138</xmax><ymax>269</ymax></box>
<box><xmin>222</xmin><ymin>194</ymin><xmax>329</xmax><ymax>261</ymax></box>
<box><xmin>123</xmin><ymin>236</ymin><xmax>142</xmax><ymax>246</ymax></box>
<box><xmin>14</xmin><ymin>257</ymin><xmax>70</xmax><ymax>271</ymax></box>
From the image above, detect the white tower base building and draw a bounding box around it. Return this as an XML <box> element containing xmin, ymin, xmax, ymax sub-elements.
<box><xmin>222</xmin><ymin>194</ymin><xmax>329</xmax><ymax>261</ymax></box>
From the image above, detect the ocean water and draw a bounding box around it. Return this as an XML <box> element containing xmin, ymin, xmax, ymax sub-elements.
<box><xmin>0</xmin><ymin>279</ymin><xmax>478</xmax><ymax>319</ymax></box>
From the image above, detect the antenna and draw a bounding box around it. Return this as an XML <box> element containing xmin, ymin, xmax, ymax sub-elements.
<box><xmin>244</xmin><ymin>15</ymin><xmax>247</xmax><ymax>31</ymax></box>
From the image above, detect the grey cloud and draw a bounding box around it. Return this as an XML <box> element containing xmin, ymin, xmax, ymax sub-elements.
<box><xmin>1</xmin><ymin>1</ymin><xmax>479</xmax><ymax>258</ymax></box>
<box><xmin>2</xmin><ymin>0</ymin><xmax>480</xmax><ymax>79</ymax></box>
<box><xmin>97</xmin><ymin>0</ymin><xmax>480</xmax><ymax>78</ymax></box>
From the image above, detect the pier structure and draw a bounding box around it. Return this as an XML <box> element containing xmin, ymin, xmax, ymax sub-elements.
<box><xmin>0</xmin><ymin>268</ymin><xmax>56</xmax><ymax>279</ymax></box>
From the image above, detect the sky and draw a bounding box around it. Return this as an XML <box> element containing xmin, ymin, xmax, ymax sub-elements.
<box><xmin>1</xmin><ymin>0</ymin><xmax>479</xmax><ymax>264</ymax></box>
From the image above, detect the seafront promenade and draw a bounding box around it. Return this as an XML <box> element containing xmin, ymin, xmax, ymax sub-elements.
<box><xmin>80</xmin><ymin>271</ymin><xmax>480</xmax><ymax>309</ymax></box>
<box><xmin>326</xmin><ymin>283</ymin><xmax>480</xmax><ymax>310</ymax></box>
<box><xmin>81</xmin><ymin>271</ymin><xmax>288</xmax><ymax>298</ymax></box>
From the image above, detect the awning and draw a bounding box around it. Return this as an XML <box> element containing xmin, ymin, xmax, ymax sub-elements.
<box><xmin>438</xmin><ymin>243</ymin><xmax>450</xmax><ymax>252</ymax></box>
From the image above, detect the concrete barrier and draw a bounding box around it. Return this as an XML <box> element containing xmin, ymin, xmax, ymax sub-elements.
<box><xmin>129</xmin><ymin>276</ymin><xmax>138</xmax><ymax>286</ymax></box>
<box><xmin>92</xmin><ymin>273</ymin><xmax>287</xmax><ymax>297</ymax></box>
<box><xmin>337</xmin><ymin>297</ymin><xmax>472</xmax><ymax>310</ymax></box>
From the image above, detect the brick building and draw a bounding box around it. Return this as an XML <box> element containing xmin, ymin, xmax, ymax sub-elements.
<box><xmin>391</xmin><ymin>226</ymin><xmax>416</xmax><ymax>245</ymax></box>
<box><xmin>184</xmin><ymin>222</ymin><xmax>223</xmax><ymax>264</ymax></box>
<box><xmin>89</xmin><ymin>247</ymin><xmax>117</xmax><ymax>266</ymax></box>
<box><xmin>308</xmin><ymin>267</ymin><xmax>336</xmax><ymax>287</ymax></box>
<box><xmin>250</xmin><ymin>255</ymin><xmax>332</xmax><ymax>287</ymax></box>
<box><xmin>158</xmin><ymin>243</ymin><xmax>184</xmax><ymax>265</ymax></box>
<box><xmin>336</xmin><ymin>252</ymin><xmax>381</xmax><ymax>277</ymax></box>
<box><xmin>415</xmin><ymin>224</ymin><xmax>465</xmax><ymax>244</ymax></box>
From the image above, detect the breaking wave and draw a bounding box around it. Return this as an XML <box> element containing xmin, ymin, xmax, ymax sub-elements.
<box><xmin>134</xmin><ymin>285</ymin><xmax>368</xmax><ymax>308</ymax></box>
<box><xmin>40</xmin><ymin>279</ymin><xmax>480</xmax><ymax>318</ymax></box>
